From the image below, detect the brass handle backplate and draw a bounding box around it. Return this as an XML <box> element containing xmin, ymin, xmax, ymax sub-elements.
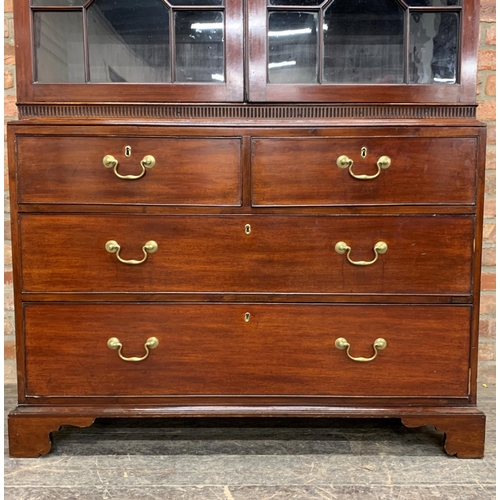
<box><xmin>105</xmin><ymin>240</ymin><xmax>158</xmax><ymax>265</ymax></box>
<box><xmin>337</xmin><ymin>155</ymin><xmax>391</xmax><ymax>180</ymax></box>
<box><xmin>335</xmin><ymin>241</ymin><xmax>387</xmax><ymax>266</ymax></box>
<box><xmin>103</xmin><ymin>154</ymin><xmax>155</xmax><ymax>180</ymax></box>
<box><xmin>107</xmin><ymin>337</ymin><xmax>159</xmax><ymax>362</ymax></box>
<box><xmin>335</xmin><ymin>337</ymin><xmax>387</xmax><ymax>362</ymax></box>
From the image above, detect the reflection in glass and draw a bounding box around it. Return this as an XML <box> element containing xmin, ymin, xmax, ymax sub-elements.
<box><xmin>405</xmin><ymin>0</ymin><xmax>460</xmax><ymax>5</ymax></box>
<box><xmin>175</xmin><ymin>11</ymin><xmax>225</xmax><ymax>83</ymax></box>
<box><xmin>410</xmin><ymin>12</ymin><xmax>458</xmax><ymax>83</ymax></box>
<box><xmin>269</xmin><ymin>0</ymin><xmax>324</xmax><ymax>5</ymax></box>
<box><xmin>34</xmin><ymin>12</ymin><xmax>84</xmax><ymax>82</ymax></box>
<box><xmin>88</xmin><ymin>0</ymin><xmax>170</xmax><ymax>83</ymax></box>
<box><xmin>169</xmin><ymin>0</ymin><xmax>223</xmax><ymax>5</ymax></box>
<box><xmin>268</xmin><ymin>12</ymin><xmax>318</xmax><ymax>84</ymax></box>
<box><xmin>323</xmin><ymin>0</ymin><xmax>404</xmax><ymax>83</ymax></box>
<box><xmin>32</xmin><ymin>0</ymin><xmax>85</xmax><ymax>5</ymax></box>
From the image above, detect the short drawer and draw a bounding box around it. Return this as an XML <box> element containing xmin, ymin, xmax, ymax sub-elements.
<box><xmin>16</xmin><ymin>136</ymin><xmax>242</xmax><ymax>206</ymax></box>
<box><xmin>24</xmin><ymin>304</ymin><xmax>471</xmax><ymax>397</ymax></box>
<box><xmin>251</xmin><ymin>137</ymin><xmax>477</xmax><ymax>206</ymax></box>
<box><xmin>20</xmin><ymin>214</ymin><xmax>473</xmax><ymax>295</ymax></box>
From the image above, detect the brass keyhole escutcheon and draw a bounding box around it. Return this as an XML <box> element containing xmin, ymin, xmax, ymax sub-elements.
<box><xmin>125</xmin><ymin>146</ymin><xmax>131</xmax><ymax>157</ymax></box>
<box><xmin>361</xmin><ymin>147</ymin><xmax>367</xmax><ymax>158</ymax></box>
<box><xmin>245</xmin><ymin>224</ymin><xmax>251</xmax><ymax>235</ymax></box>
<box><xmin>244</xmin><ymin>312</ymin><xmax>251</xmax><ymax>322</ymax></box>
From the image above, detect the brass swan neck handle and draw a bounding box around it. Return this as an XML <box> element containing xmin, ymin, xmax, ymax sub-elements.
<box><xmin>103</xmin><ymin>154</ymin><xmax>155</xmax><ymax>180</ymax></box>
<box><xmin>107</xmin><ymin>337</ymin><xmax>159</xmax><ymax>362</ymax></box>
<box><xmin>105</xmin><ymin>240</ymin><xmax>158</xmax><ymax>265</ymax></box>
<box><xmin>335</xmin><ymin>241</ymin><xmax>388</xmax><ymax>266</ymax></box>
<box><xmin>337</xmin><ymin>155</ymin><xmax>391</xmax><ymax>180</ymax></box>
<box><xmin>335</xmin><ymin>337</ymin><xmax>387</xmax><ymax>362</ymax></box>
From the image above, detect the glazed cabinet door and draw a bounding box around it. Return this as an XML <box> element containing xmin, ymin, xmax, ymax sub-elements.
<box><xmin>16</xmin><ymin>0</ymin><xmax>243</xmax><ymax>102</ymax></box>
<box><xmin>248</xmin><ymin>0</ymin><xmax>478</xmax><ymax>103</ymax></box>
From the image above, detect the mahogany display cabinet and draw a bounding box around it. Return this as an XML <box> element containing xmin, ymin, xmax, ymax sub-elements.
<box><xmin>8</xmin><ymin>0</ymin><xmax>486</xmax><ymax>458</ymax></box>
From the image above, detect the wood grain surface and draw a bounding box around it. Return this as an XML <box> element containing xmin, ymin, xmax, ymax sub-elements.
<box><xmin>252</xmin><ymin>137</ymin><xmax>477</xmax><ymax>206</ymax></box>
<box><xmin>19</xmin><ymin>214</ymin><xmax>474</xmax><ymax>294</ymax></box>
<box><xmin>17</xmin><ymin>136</ymin><xmax>242</xmax><ymax>206</ymax></box>
<box><xmin>6</xmin><ymin>0</ymin><xmax>487</xmax><ymax>460</ymax></box>
<box><xmin>24</xmin><ymin>303</ymin><xmax>471</xmax><ymax>397</ymax></box>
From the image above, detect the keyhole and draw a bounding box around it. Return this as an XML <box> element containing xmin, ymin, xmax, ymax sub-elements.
<box><xmin>125</xmin><ymin>146</ymin><xmax>132</xmax><ymax>157</ymax></box>
<box><xmin>244</xmin><ymin>312</ymin><xmax>251</xmax><ymax>322</ymax></box>
<box><xmin>361</xmin><ymin>147</ymin><xmax>367</xmax><ymax>159</ymax></box>
<box><xmin>245</xmin><ymin>224</ymin><xmax>251</xmax><ymax>235</ymax></box>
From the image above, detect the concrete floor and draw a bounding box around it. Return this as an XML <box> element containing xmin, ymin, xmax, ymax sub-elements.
<box><xmin>4</xmin><ymin>384</ymin><xmax>495</xmax><ymax>499</ymax></box>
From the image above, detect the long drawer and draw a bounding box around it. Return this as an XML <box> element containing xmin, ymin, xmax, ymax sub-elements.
<box><xmin>252</xmin><ymin>137</ymin><xmax>477</xmax><ymax>206</ymax></box>
<box><xmin>16</xmin><ymin>136</ymin><xmax>242</xmax><ymax>206</ymax></box>
<box><xmin>24</xmin><ymin>304</ymin><xmax>471</xmax><ymax>398</ymax></box>
<box><xmin>20</xmin><ymin>214</ymin><xmax>474</xmax><ymax>295</ymax></box>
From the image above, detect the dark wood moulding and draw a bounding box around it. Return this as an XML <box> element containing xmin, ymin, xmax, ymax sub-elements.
<box><xmin>8</xmin><ymin>0</ymin><xmax>485</xmax><ymax>459</ymax></box>
<box><xmin>9</xmin><ymin>406</ymin><xmax>485</xmax><ymax>459</ymax></box>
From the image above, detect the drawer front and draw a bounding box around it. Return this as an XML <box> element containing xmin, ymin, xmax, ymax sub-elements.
<box><xmin>20</xmin><ymin>215</ymin><xmax>473</xmax><ymax>295</ymax></box>
<box><xmin>24</xmin><ymin>304</ymin><xmax>471</xmax><ymax>397</ymax></box>
<box><xmin>252</xmin><ymin>137</ymin><xmax>477</xmax><ymax>206</ymax></box>
<box><xmin>16</xmin><ymin>136</ymin><xmax>242</xmax><ymax>206</ymax></box>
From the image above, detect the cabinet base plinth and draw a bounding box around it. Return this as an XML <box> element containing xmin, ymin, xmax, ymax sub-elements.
<box><xmin>8</xmin><ymin>412</ymin><xmax>95</xmax><ymax>458</ymax></box>
<box><xmin>8</xmin><ymin>405</ymin><xmax>485</xmax><ymax>459</ymax></box>
<box><xmin>402</xmin><ymin>413</ymin><xmax>486</xmax><ymax>458</ymax></box>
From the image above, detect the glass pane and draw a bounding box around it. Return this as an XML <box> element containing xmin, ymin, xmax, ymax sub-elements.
<box><xmin>405</xmin><ymin>0</ymin><xmax>460</xmax><ymax>6</ymax></box>
<box><xmin>410</xmin><ymin>12</ymin><xmax>458</xmax><ymax>83</ymax></box>
<box><xmin>34</xmin><ymin>11</ymin><xmax>84</xmax><ymax>82</ymax></box>
<box><xmin>268</xmin><ymin>12</ymin><xmax>318</xmax><ymax>84</ymax></box>
<box><xmin>88</xmin><ymin>0</ymin><xmax>170</xmax><ymax>83</ymax></box>
<box><xmin>169</xmin><ymin>0</ymin><xmax>223</xmax><ymax>5</ymax></box>
<box><xmin>269</xmin><ymin>0</ymin><xmax>324</xmax><ymax>5</ymax></box>
<box><xmin>175</xmin><ymin>11</ymin><xmax>224</xmax><ymax>83</ymax></box>
<box><xmin>323</xmin><ymin>0</ymin><xmax>404</xmax><ymax>84</ymax></box>
<box><xmin>32</xmin><ymin>0</ymin><xmax>85</xmax><ymax>5</ymax></box>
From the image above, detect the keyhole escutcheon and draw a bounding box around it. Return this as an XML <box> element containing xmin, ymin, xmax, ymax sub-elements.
<box><xmin>125</xmin><ymin>146</ymin><xmax>132</xmax><ymax>157</ymax></box>
<box><xmin>361</xmin><ymin>147</ymin><xmax>367</xmax><ymax>158</ymax></box>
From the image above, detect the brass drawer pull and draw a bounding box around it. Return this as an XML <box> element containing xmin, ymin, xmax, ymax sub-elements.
<box><xmin>103</xmin><ymin>154</ymin><xmax>155</xmax><ymax>180</ymax></box>
<box><xmin>335</xmin><ymin>337</ymin><xmax>387</xmax><ymax>363</ymax></box>
<box><xmin>337</xmin><ymin>155</ymin><xmax>391</xmax><ymax>180</ymax></box>
<box><xmin>105</xmin><ymin>240</ymin><xmax>158</xmax><ymax>265</ymax></box>
<box><xmin>107</xmin><ymin>337</ymin><xmax>159</xmax><ymax>362</ymax></box>
<box><xmin>335</xmin><ymin>241</ymin><xmax>387</xmax><ymax>266</ymax></box>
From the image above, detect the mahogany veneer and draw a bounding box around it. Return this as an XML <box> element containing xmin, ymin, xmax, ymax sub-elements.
<box><xmin>20</xmin><ymin>214</ymin><xmax>473</xmax><ymax>294</ymax></box>
<box><xmin>8</xmin><ymin>123</ymin><xmax>487</xmax><ymax>459</ymax></box>
<box><xmin>8</xmin><ymin>0</ymin><xmax>486</xmax><ymax>458</ymax></box>
<box><xmin>252</xmin><ymin>137</ymin><xmax>478</xmax><ymax>206</ymax></box>
<box><xmin>17</xmin><ymin>136</ymin><xmax>242</xmax><ymax>206</ymax></box>
<box><xmin>24</xmin><ymin>304</ymin><xmax>471</xmax><ymax>398</ymax></box>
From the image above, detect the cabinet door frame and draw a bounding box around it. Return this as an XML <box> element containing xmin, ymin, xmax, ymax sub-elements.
<box><xmin>14</xmin><ymin>0</ymin><xmax>244</xmax><ymax>103</ymax></box>
<box><xmin>247</xmin><ymin>0</ymin><xmax>480</xmax><ymax>103</ymax></box>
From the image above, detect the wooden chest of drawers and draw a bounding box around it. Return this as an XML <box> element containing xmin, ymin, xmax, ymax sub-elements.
<box><xmin>8</xmin><ymin>123</ymin><xmax>486</xmax><ymax>458</ymax></box>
